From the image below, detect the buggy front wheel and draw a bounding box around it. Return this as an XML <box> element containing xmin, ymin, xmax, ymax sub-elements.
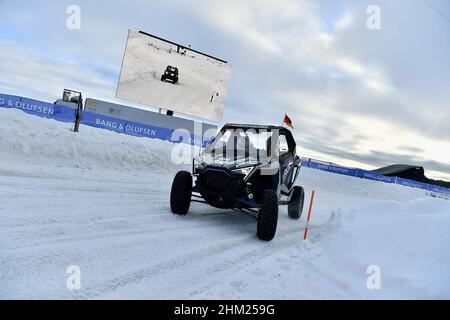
<box><xmin>170</xmin><ymin>171</ymin><xmax>192</xmax><ymax>215</ymax></box>
<box><xmin>257</xmin><ymin>190</ymin><xmax>279</xmax><ymax>241</ymax></box>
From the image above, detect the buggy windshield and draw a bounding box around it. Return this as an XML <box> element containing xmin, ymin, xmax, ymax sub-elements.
<box><xmin>203</xmin><ymin>128</ymin><xmax>275</xmax><ymax>163</ymax></box>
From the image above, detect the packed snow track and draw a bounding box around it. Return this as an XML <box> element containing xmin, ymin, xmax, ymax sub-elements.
<box><xmin>1</xmin><ymin>108</ymin><xmax>449</xmax><ymax>299</ymax></box>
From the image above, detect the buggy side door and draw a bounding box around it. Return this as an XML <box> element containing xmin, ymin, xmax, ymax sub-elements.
<box><xmin>278</xmin><ymin>134</ymin><xmax>297</xmax><ymax>193</ymax></box>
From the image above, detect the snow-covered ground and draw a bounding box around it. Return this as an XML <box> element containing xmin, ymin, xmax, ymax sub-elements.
<box><xmin>1</xmin><ymin>107</ymin><xmax>449</xmax><ymax>299</ymax></box>
<box><xmin>116</xmin><ymin>31</ymin><xmax>231</xmax><ymax>122</ymax></box>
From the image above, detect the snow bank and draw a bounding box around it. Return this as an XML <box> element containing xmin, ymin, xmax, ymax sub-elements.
<box><xmin>195</xmin><ymin>197</ymin><xmax>450</xmax><ymax>300</ymax></box>
<box><xmin>0</xmin><ymin>107</ymin><xmax>190</xmax><ymax>179</ymax></box>
<box><xmin>320</xmin><ymin>198</ymin><xmax>450</xmax><ymax>299</ymax></box>
<box><xmin>1</xmin><ymin>107</ymin><xmax>449</xmax><ymax>299</ymax></box>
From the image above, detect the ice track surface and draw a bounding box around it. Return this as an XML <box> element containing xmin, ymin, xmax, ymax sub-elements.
<box><xmin>1</xmin><ymin>108</ymin><xmax>449</xmax><ymax>299</ymax></box>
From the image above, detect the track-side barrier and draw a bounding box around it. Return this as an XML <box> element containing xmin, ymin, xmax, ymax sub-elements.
<box><xmin>0</xmin><ymin>93</ymin><xmax>77</xmax><ymax>122</ymax></box>
<box><xmin>302</xmin><ymin>158</ymin><xmax>450</xmax><ymax>196</ymax></box>
<box><xmin>0</xmin><ymin>93</ymin><xmax>211</xmax><ymax>147</ymax></box>
<box><xmin>1</xmin><ymin>93</ymin><xmax>448</xmax><ymax>195</ymax></box>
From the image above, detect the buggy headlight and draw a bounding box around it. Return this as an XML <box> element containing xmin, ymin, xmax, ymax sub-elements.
<box><xmin>232</xmin><ymin>166</ymin><xmax>254</xmax><ymax>177</ymax></box>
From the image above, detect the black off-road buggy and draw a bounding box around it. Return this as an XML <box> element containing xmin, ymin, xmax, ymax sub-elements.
<box><xmin>161</xmin><ymin>65</ymin><xmax>179</xmax><ymax>84</ymax></box>
<box><xmin>170</xmin><ymin>124</ymin><xmax>305</xmax><ymax>241</ymax></box>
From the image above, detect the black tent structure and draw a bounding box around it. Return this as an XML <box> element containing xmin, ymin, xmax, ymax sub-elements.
<box><xmin>373</xmin><ymin>164</ymin><xmax>450</xmax><ymax>189</ymax></box>
<box><xmin>373</xmin><ymin>164</ymin><xmax>427</xmax><ymax>181</ymax></box>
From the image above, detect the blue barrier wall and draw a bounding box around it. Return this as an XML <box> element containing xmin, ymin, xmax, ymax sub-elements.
<box><xmin>1</xmin><ymin>93</ymin><xmax>448</xmax><ymax>196</ymax></box>
<box><xmin>0</xmin><ymin>94</ymin><xmax>77</xmax><ymax>122</ymax></box>
<box><xmin>302</xmin><ymin>159</ymin><xmax>450</xmax><ymax>196</ymax></box>
<box><xmin>0</xmin><ymin>93</ymin><xmax>211</xmax><ymax>147</ymax></box>
<box><xmin>80</xmin><ymin>110</ymin><xmax>210</xmax><ymax>147</ymax></box>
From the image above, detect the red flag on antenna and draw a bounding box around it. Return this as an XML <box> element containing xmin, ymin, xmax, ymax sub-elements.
<box><xmin>283</xmin><ymin>114</ymin><xmax>293</xmax><ymax>129</ymax></box>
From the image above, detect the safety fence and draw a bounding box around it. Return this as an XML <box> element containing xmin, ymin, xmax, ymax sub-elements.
<box><xmin>1</xmin><ymin>93</ymin><xmax>449</xmax><ymax>196</ymax></box>
<box><xmin>0</xmin><ymin>93</ymin><xmax>77</xmax><ymax>122</ymax></box>
<box><xmin>0</xmin><ymin>93</ymin><xmax>211</xmax><ymax>147</ymax></box>
<box><xmin>302</xmin><ymin>158</ymin><xmax>450</xmax><ymax>196</ymax></box>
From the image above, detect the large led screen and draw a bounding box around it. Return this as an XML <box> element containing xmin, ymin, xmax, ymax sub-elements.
<box><xmin>116</xmin><ymin>31</ymin><xmax>231</xmax><ymax>122</ymax></box>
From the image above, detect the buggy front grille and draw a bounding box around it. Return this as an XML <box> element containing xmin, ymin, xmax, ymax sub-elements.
<box><xmin>198</xmin><ymin>169</ymin><xmax>241</xmax><ymax>193</ymax></box>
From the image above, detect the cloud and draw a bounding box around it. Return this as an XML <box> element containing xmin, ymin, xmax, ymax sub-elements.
<box><xmin>0</xmin><ymin>40</ymin><xmax>116</xmax><ymax>102</ymax></box>
<box><xmin>186</xmin><ymin>0</ymin><xmax>449</xmax><ymax>179</ymax></box>
<box><xmin>0</xmin><ymin>0</ymin><xmax>448</xmax><ymax>180</ymax></box>
<box><xmin>334</xmin><ymin>12</ymin><xmax>354</xmax><ymax>30</ymax></box>
<box><xmin>192</xmin><ymin>0</ymin><xmax>320</xmax><ymax>55</ymax></box>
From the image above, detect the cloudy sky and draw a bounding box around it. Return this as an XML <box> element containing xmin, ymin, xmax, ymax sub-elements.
<box><xmin>1</xmin><ymin>0</ymin><xmax>449</xmax><ymax>180</ymax></box>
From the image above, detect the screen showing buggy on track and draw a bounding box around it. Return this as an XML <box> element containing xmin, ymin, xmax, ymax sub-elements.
<box><xmin>116</xmin><ymin>31</ymin><xmax>231</xmax><ymax>122</ymax></box>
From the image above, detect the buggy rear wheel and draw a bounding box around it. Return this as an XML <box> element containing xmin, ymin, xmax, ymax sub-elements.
<box><xmin>288</xmin><ymin>186</ymin><xmax>304</xmax><ymax>219</ymax></box>
<box><xmin>257</xmin><ymin>190</ymin><xmax>279</xmax><ymax>241</ymax></box>
<box><xmin>170</xmin><ymin>171</ymin><xmax>192</xmax><ymax>215</ymax></box>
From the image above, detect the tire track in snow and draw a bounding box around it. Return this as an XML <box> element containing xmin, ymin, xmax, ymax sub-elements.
<box><xmin>4</xmin><ymin>210</ymin><xmax>238</xmax><ymax>252</ymax></box>
<box><xmin>77</xmin><ymin>224</ymin><xmax>314</xmax><ymax>299</ymax></box>
<box><xmin>75</xmin><ymin>233</ymin><xmax>256</xmax><ymax>299</ymax></box>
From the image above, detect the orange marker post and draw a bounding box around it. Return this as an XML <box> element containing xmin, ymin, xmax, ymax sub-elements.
<box><xmin>303</xmin><ymin>190</ymin><xmax>316</xmax><ymax>240</ymax></box>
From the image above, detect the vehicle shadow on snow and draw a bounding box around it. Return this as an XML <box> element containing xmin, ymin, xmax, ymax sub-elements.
<box><xmin>171</xmin><ymin>204</ymin><xmax>305</xmax><ymax>241</ymax></box>
<box><xmin>178</xmin><ymin>206</ymin><xmax>257</xmax><ymax>236</ymax></box>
